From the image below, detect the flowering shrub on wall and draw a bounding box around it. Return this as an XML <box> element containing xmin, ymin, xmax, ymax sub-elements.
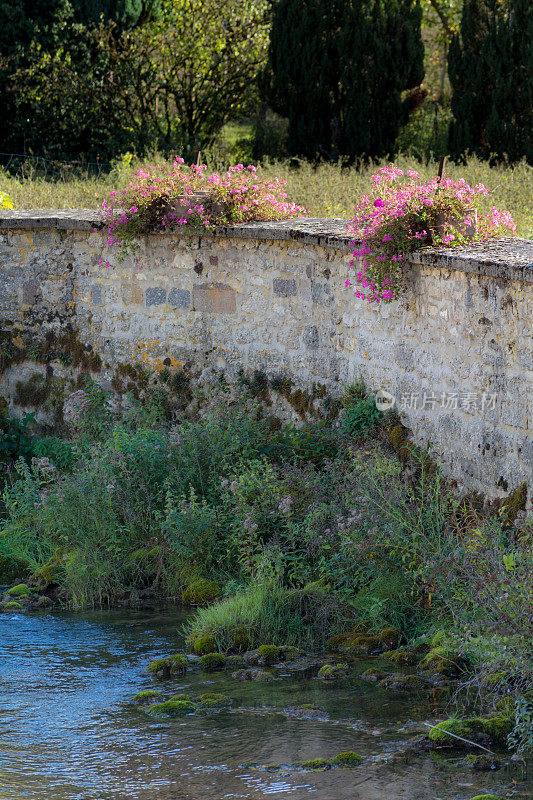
<box><xmin>346</xmin><ymin>165</ymin><xmax>517</xmax><ymax>304</ymax></box>
<box><xmin>100</xmin><ymin>160</ymin><xmax>306</xmax><ymax>265</ymax></box>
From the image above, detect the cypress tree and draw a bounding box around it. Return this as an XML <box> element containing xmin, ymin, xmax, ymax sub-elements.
<box><xmin>448</xmin><ymin>0</ymin><xmax>533</xmax><ymax>163</ymax></box>
<box><xmin>266</xmin><ymin>0</ymin><xmax>344</xmax><ymax>158</ymax></box>
<box><xmin>340</xmin><ymin>0</ymin><xmax>425</xmax><ymax>159</ymax></box>
<box><xmin>266</xmin><ymin>0</ymin><xmax>424</xmax><ymax>160</ymax></box>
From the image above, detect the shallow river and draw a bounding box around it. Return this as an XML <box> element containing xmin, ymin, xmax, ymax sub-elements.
<box><xmin>0</xmin><ymin>608</ymin><xmax>530</xmax><ymax>800</ymax></box>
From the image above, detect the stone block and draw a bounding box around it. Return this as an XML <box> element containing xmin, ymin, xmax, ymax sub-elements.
<box><xmin>273</xmin><ymin>278</ymin><xmax>297</xmax><ymax>297</ymax></box>
<box><xmin>22</xmin><ymin>279</ymin><xmax>39</xmax><ymax>304</ymax></box>
<box><xmin>121</xmin><ymin>283</ymin><xmax>143</xmax><ymax>305</ymax></box>
<box><xmin>303</xmin><ymin>325</ymin><xmax>319</xmax><ymax>349</ymax></box>
<box><xmin>146</xmin><ymin>287</ymin><xmax>167</xmax><ymax>306</ymax></box>
<box><xmin>169</xmin><ymin>288</ymin><xmax>191</xmax><ymax>308</ymax></box>
<box><xmin>193</xmin><ymin>283</ymin><xmax>236</xmax><ymax>314</ymax></box>
<box><xmin>91</xmin><ymin>285</ymin><xmax>103</xmax><ymax>305</ymax></box>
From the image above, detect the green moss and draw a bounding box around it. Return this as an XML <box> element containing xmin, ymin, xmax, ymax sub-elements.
<box><xmin>182</xmin><ymin>579</ymin><xmax>221</xmax><ymax>606</ymax></box>
<box><xmin>361</xmin><ymin>667</ymin><xmax>386</xmax><ymax>682</ymax></box>
<box><xmin>382</xmin><ymin>648</ymin><xmax>418</xmax><ymax>666</ymax></box>
<box><xmin>379</xmin><ymin>627</ymin><xmax>400</xmax><ymax>650</ymax></box>
<box><xmin>480</xmin><ymin>714</ymin><xmax>513</xmax><ymax>745</ymax></box>
<box><xmin>0</xmin><ymin>554</ymin><xmax>28</xmax><ymax>583</ymax></box>
<box><xmin>428</xmin><ymin>718</ymin><xmax>486</xmax><ymax>746</ymax></box>
<box><xmin>147</xmin><ymin>654</ymin><xmax>188</xmax><ymax>677</ymax></box>
<box><xmin>190</xmin><ymin>634</ymin><xmax>217</xmax><ymax>655</ymax></box>
<box><xmin>470</xmin><ymin>796</ymin><xmax>500</xmax><ymax>800</ymax></box>
<box><xmin>199</xmin><ymin>693</ymin><xmax>232</xmax><ymax>707</ymax></box>
<box><xmin>420</xmin><ymin>647</ymin><xmax>470</xmax><ymax>677</ymax></box>
<box><xmin>317</xmin><ymin>663</ymin><xmax>349</xmax><ymax>680</ymax></box>
<box><xmin>133</xmin><ymin>690</ymin><xmax>164</xmax><ymax>703</ymax></box>
<box><xmin>148</xmin><ymin>700</ymin><xmax>197</xmax><ymax>716</ymax></box>
<box><xmin>6</xmin><ymin>583</ymin><xmax>30</xmax><ymax>598</ymax></box>
<box><xmin>258</xmin><ymin>645</ymin><xmax>281</xmax><ymax>665</ymax></box>
<box><xmin>431</xmin><ymin>630</ymin><xmax>446</xmax><ymax>648</ymax></box>
<box><xmin>331</xmin><ymin>752</ymin><xmax>363</xmax><ymax>767</ymax></box>
<box><xmin>200</xmin><ymin>652</ymin><xmax>226</xmax><ymax>671</ymax></box>
<box><xmin>299</xmin><ymin>758</ymin><xmax>331</xmax><ymax>770</ymax></box>
<box><xmin>500</xmin><ymin>481</ymin><xmax>527</xmax><ymax>526</ymax></box>
<box><xmin>3</xmin><ymin>600</ymin><xmax>23</xmax><ymax>610</ymax></box>
<box><xmin>388</xmin><ymin>424</ymin><xmax>411</xmax><ymax>465</ymax></box>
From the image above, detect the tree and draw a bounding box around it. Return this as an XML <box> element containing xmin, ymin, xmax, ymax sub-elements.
<box><xmin>448</xmin><ymin>0</ymin><xmax>533</xmax><ymax>162</ymax></box>
<box><xmin>266</xmin><ymin>0</ymin><xmax>343</xmax><ymax>159</ymax></box>
<box><xmin>340</xmin><ymin>1</ymin><xmax>425</xmax><ymax>159</ymax></box>
<box><xmin>73</xmin><ymin>1</ymin><xmax>161</xmax><ymax>30</ymax></box>
<box><xmin>1</xmin><ymin>0</ymin><xmax>270</xmax><ymax>160</ymax></box>
<box><xmin>266</xmin><ymin>0</ymin><xmax>424</xmax><ymax>160</ymax></box>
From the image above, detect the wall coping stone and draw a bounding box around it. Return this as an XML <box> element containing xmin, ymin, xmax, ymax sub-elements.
<box><xmin>1</xmin><ymin>209</ymin><xmax>532</xmax><ymax>283</ymax></box>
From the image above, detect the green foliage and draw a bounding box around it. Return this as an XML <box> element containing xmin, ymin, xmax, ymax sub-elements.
<box><xmin>341</xmin><ymin>396</ymin><xmax>382</xmax><ymax>438</ymax></box>
<box><xmin>508</xmin><ymin>694</ymin><xmax>533</xmax><ymax>755</ymax></box>
<box><xmin>181</xmin><ymin>579</ymin><xmax>221</xmax><ymax>606</ymax></box>
<box><xmin>449</xmin><ymin>0</ymin><xmax>533</xmax><ymax>163</ymax></box>
<box><xmin>186</xmin><ymin>576</ymin><xmax>345</xmax><ymax>651</ymax></box>
<box><xmin>267</xmin><ymin>0</ymin><xmax>424</xmax><ymax>159</ymax></box>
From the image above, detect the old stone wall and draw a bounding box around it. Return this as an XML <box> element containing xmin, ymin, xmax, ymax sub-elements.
<box><xmin>0</xmin><ymin>211</ymin><xmax>531</xmax><ymax>503</ymax></box>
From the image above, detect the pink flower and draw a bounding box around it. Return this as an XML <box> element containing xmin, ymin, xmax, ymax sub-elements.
<box><xmin>374</xmin><ymin>199</ymin><xmax>386</xmax><ymax>208</ymax></box>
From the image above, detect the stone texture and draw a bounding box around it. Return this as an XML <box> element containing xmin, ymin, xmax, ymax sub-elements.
<box><xmin>146</xmin><ymin>287</ymin><xmax>167</xmax><ymax>306</ymax></box>
<box><xmin>273</xmin><ymin>278</ymin><xmax>297</xmax><ymax>297</ymax></box>
<box><xmin>0</xmin><ymin>212</ymin><xmax>531</xmax><ymax>504</ymax></box>
<box><xmin>169</xmin><ymin>288</ymin><xmax>191</xmax><ymax>308</ymax></box>
<box><xmin>193</xmin><ymin>283</ymin><xmax>236</xmax><ymax>313</ymax></box>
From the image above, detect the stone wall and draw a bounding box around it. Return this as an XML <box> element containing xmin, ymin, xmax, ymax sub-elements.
<box><xmin>0</xmin><ymin>210</ymin><xmax>532</xmax><ymax>503</ymax></box>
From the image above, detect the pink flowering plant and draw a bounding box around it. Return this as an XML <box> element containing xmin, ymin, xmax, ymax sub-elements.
<box><xmin>346</xmin><ymin>165</ymin><xmax>517</xmax><ymax>304</ymax></box>
<box><xmin>100</xmin><ymin>159</ymin><xmax>306</xmax><ymax>265</ymax></box>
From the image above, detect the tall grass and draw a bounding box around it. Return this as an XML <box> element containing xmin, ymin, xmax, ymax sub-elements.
<box><xmin>1</xmin><ymin>154</ymin><xmax>531</xmax><ymax>237</ymax></box>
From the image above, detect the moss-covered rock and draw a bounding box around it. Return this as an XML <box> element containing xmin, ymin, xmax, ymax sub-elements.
<box><xmin>361</xmin><ymin>667</ymin><xmax>386</xmax><ymax>682</ymax></box>
<box><xmin>299</xmin><ymin>758</ymin><xmax>331</xmax><ymax>770</ymax></box>
<box><xmin>379</xmin><ymin>627</ymin><xmax>400</xmax><ymax>650</ymax></box>
<box><xmin>133</xmin><ymin>690</ymin><xmax>164</xmax><ymax>703</ymax></box>
<box><xmin>199</xmin><ymin>692</ymin><xmax>232</xmax><ymax>707</ymax></box>
<box><xmin>6</xmin><ymin>583</ymin><xmax>30</xmax><ymax>598</ymax></box>
<box><xmin>463</xmin><ymin>754</ymin><xmax>501</xmax><ymax>771</ymax></box>
<box><xmin>379</xmin><ymin>674</ymin><xmax>432</xmax><ymax>692</ymax></box>
<box><xmin>419</xmin><ymin>647</ymin><xmax>470</xmax><ymax>677</ymax></box>
<box><xmin>199</xmin><ymin>652</ymin><xmax>226</xmax><ymax>671</ymax></box>
<box><xmin>3</xmin><ymin>600</ymin><xmax>23</xmax><ymax>610</ymax></box>
<box><xmin>148</xmin><ymin>700</ymin><xmax>197</xmax><ymax>716</ymax></box>
<box><xmin>428</xmin><ymin>718</ymin><xmax>482</xmax><ymax>747</ymax></box>
<box><xmin>279</xmin><ymin>645</ymin><xmax>302</xmax><ymax>661</ymax></box>
<box><xmin>318</xmin><ymin>663</ymin><xmax>349</xmax><ymax>680</ymax></box>
<box><xmin>382</xmin><ymin>648</ymin><xmax>418</xmax><ymax>666</ymax></box>
<box><xmin>147</xmin><ymin>654</ymin><xmax>188</xmax><ymax>678</ymax></box>
<box><xmin>231</xmin><ymin>668</ymin><xmax>274</xmax><ymax>682</ymax></box>
<box><xmin>191</xmin><ymin>634</ymin><xmax>217</xmax><ymax>656</ymax></box>
<box><xmin>479</xmin><ymin>713</ymin><xmax>513</xmax><ymax>745</ymax></box>
<box><xmin>182</xmin><ymin>579</ymin><xmax>221</xmax><ymax>606</ymax></box>
<box><xmin>331</xmin><ymin>752</ymin><xmax>363</xmax><ymax>767</ymax></box>
<box><xmin>469</xmin><ymin>795</ymin><xmax>500</xmax><ymax>800</ymax></box>
<box><xmin>258</xmin><ymin>645</ymin><xmax>281</xmax><ymax>665</ymax></box>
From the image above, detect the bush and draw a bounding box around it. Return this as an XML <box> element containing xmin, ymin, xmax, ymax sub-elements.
<box><xmin>185</xmin><ymin>578</ymin><xmax>346</xmax><ymax>652</ymax></box>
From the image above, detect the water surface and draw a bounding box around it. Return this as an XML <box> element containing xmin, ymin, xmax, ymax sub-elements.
<box><xmin>0</xmin><ymin>608</ymin><xmax>530</xmax><ymax>800</ymax></box>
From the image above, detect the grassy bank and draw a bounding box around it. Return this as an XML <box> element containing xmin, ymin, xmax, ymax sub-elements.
<box><xmin>1</xmin><ymin>154</ymin><xmax>532</xmax><ymax>237</ymax></box>
<box><xmin>0</xmin><ymin>372</ymin><xmax>531</xmax><ymax>752</ymax></box>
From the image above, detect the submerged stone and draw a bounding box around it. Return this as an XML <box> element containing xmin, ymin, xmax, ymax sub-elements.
<box><xmin>199</xmin><ymin>652</ymin><xmax>226</xmax><ymax>671</ymax></box>
<box><xmin>317</xmin><ymin>663</ymin><xmax>349</xmax><ymax>680</ymax></box>
<box><xmin>331</xmin><ymin>751</ymin><xmax>363</xmax><ymax>767</ymax></box>
<box><xmin>463</xmin><ymin>754</ymin><xmax>501</xmax><ymax>771</ymax></box>
<box><xmin>199</xmin><ymin>692</ymin><xmax>232</xmax><ymax>707</ymax></box>
<box><xmin>148</xmin><ymin>700</ymin><xmax>197</xmax><ymax>716</ymax></box>
<box><xmin>299</xmin><ymin>758</ymin><xmax>331</xmax><ymax>770</ymax></box>
<box><xmin>361</xmin><ymin>667</ymin><xmax>387</xmax><ymax>682</ymax></box>
<box><xmin>231</xmin><ymin>668</ymin><xmax>274</xmax><ymax>682</ymax></box>
<box><xmin>379</xmin><ymin>673</ymin><xmax>432</xmax><ymax>692</ymax></box>
<box><xmin>132</xmin><ymin>690</ymin><xmax>164</xmax><ymax>703</ymax></box>
<box><xmin>383</xmin><ymin>647</ymin><xmax>419</xmax><ymax>666</ymax></box>
<box><xmin>258</xmin><ymin>645</ymin><xmax>281</xmax><ymax>665</ymax></box>
<box><xmin>147</xmin><ymin>654</ymin><xmax>188</xmax><ymax>678</ymax></box>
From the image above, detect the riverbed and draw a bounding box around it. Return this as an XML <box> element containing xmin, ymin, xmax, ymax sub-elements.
<box><xmin>0</xmin><ymin>608</ymin><xmax>530</xmax><ymax>800</ymax></box>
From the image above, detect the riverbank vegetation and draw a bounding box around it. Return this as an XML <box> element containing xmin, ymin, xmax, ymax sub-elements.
<box><xmin>0</xmin><ymin>373</ymin><xmax>531</xmax><ymax>753</ymax></box>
